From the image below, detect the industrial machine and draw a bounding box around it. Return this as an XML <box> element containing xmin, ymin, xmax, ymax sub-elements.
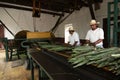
<box><xmin>28</xmin><ymin>45</ymin><xmax>120</xmax><ymax>80</ymax></box>
<box><xmin>2</xmin><ymin>29</ymin><xmax>120</xmax><ymax>80</ymax></box>
<box><xmin>19</xmin><ymin>32</ymin><xmax>120</xmax><ymax>80</ymax></box>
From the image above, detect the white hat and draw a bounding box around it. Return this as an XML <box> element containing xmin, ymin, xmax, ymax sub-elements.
<box><xmin>69</xmin><ymin>26</ymin><xmax>74</xmax><ymax>30</ymax></box>
<box><xmin>65</xmin><ymin>23</ymin><xmax>75</xmax><ymax>30</ymax></box>
<box><xmin>90</xmin><ymin>20</ymin><xmax>100</xmax><ymax>25</ymax></box>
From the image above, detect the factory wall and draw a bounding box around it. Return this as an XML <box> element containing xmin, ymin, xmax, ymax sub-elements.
<box><xmin>0</xmin><ymin>0</ymin><xmax>113</xmax><ymax>39</ymax></box>
<box><xmin>0</xmin><ymin>8</ymin><xmax>59</xmax><ymax>39</ymax></box>
<box><xmin>95</xmin><ymin>0</ymin><xmax>113</xmax><ymax>28</ymax></box>
<box><xmin>55</xmin><ymin>0</ymin><xmax>114</xmax><ymax>39</ymax></box>
<box><xmin>55</xmin><ymin>7</ymin><xmax>91</xmax><ymax>38</ymax></box>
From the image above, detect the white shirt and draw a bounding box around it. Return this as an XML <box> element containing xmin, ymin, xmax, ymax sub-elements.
<box><xmin>68</xmin><ymin>32</ymin><xmax>80</xmax><ymax>46</ymax></box>
<box><xmin>85</xmin><ymin>28</ymin><xmax>104</xmax><ymax>47</ymax></box>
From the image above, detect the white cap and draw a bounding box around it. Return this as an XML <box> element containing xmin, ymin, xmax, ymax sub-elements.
<box><xmin>69</xmin><ymin>26</ymin><xmax>74</xmax><ymax>30</ymax></box>
<box><xmin>90</xmin><ymin>20</ymin><xmax>100</xmax><ymax>25</ymax></box>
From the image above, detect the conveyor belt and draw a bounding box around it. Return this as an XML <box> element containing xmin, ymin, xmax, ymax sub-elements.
<box><xmin>29</xmin><ymin>49</ymin><xmax>80</xmax><ymax>80</ymax></box>
<box><xmin>41</xmin><ymin>48</ymin><xmax>120</xmax><ymax>80</ymax></box>
<box><xmin>27</xmin><ymin>41</ymin><xmax>120</xmax><ymax>80</ymax></box>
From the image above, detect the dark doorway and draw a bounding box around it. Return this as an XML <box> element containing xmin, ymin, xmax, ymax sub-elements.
<box><xmin>0</xmin><ymin>24</ymin><xmax>4</xmax><ymax>49</ymax></box>
<box><xmin>103</xmin><ymin>18</ymin><xmax>109</xmax><ymax>48</ymax></box>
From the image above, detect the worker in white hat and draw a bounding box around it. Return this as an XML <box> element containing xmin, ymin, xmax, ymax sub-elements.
<box><xmin>67</xmin><ymin>25</ymin><xmax>80</xmax><ymax>46</ymax></box>
<box><xmin>85</xmin><ymin>19</ymin><xmax>104</xmax><ymax>48</ymax></box>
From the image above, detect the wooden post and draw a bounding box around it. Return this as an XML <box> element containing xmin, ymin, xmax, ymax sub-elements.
<box><xmin>32</xmin><ymin>0</ymin><xmax>41</xmax><ymax>17</ymax></box>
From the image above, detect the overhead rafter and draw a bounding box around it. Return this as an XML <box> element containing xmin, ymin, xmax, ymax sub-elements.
<box><xmin>0</xmin><ymin>2</ymin><xmax>64</xmax><ymax>16</ymax></box>
<box><xmin>0</xmin><ymin>0</ymin><xmax>103</xmax><ymax>16</ymax></box>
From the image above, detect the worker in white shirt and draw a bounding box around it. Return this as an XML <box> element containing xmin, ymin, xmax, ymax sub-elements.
<box><xmin>67</xmin><ymin>26</ymin><xmax>80</xmax><ymax>47</ymax></box>
<box><xmin>85</xmin><ymin>19</ymin><xmax>104</xmax><ymax>48</ymax></box>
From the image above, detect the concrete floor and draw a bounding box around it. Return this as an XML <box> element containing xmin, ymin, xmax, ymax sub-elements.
<box><xmin>0</xmin><ymin>49</ymin><xmax>38</xmax><ymax>80</ymax></box>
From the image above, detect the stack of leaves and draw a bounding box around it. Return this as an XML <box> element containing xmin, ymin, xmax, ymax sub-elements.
<box><xmin>40</xmin><ymin>44</ymin><xmax>73</xmax><ymax>52</ymax></box>
<box><xmin>68</xmin><ymin>46</ymin><xmax>120</xmax><ymax>75</ymax></box>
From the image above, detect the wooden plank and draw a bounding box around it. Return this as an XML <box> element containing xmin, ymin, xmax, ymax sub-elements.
<box><xmin>27</xmin><ymin>32</ymin><xmax>51</xmax><ymax>39</ymax></box>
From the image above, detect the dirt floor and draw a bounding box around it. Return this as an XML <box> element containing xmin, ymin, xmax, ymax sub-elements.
<box><xmin>0</xmin><ymin>49</ymin><xmax>38</xmax><ymax>80</ymax></box>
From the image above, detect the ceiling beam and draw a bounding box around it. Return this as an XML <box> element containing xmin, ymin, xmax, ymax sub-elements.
<box><xmin>0</xmin><ymin>2</ymin><xmax>64</xmax><ymax>16</ymax></box>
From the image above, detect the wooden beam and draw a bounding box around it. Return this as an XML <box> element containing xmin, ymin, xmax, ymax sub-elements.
<box><xmin>27</xmin><ymin>32</ymin><xmax>52</xmax><ymax>39</ymax></box>
<box><xmin>87</xmin><ymin>0</ymin><xmax>96</xmax><ymax>19</ymax></box>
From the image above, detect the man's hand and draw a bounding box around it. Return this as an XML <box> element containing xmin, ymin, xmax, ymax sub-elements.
<box><xmin>89</xmin><ymin>43</ymin><xmax>96</xmax><ymax>47</ymax></box>
<box><xmin>63</xmin><ymin>43</ymin><xmax>72</xmax><ymax>47</ymax></box>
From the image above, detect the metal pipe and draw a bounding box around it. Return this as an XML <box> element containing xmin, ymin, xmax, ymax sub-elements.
<box><xmin>50</xmin><ymin>15</ymin><xmax>63</xmax><ymax>33</ymax></box>
<box><xmin>87</xmin><ymin>0</ymin><xmax>96</xmax><ymax>19</ymax></box>
<box><xmin>0</xmin><ymin>20</ymin><xmax>15</xmax><ymax>37</ymax></box>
